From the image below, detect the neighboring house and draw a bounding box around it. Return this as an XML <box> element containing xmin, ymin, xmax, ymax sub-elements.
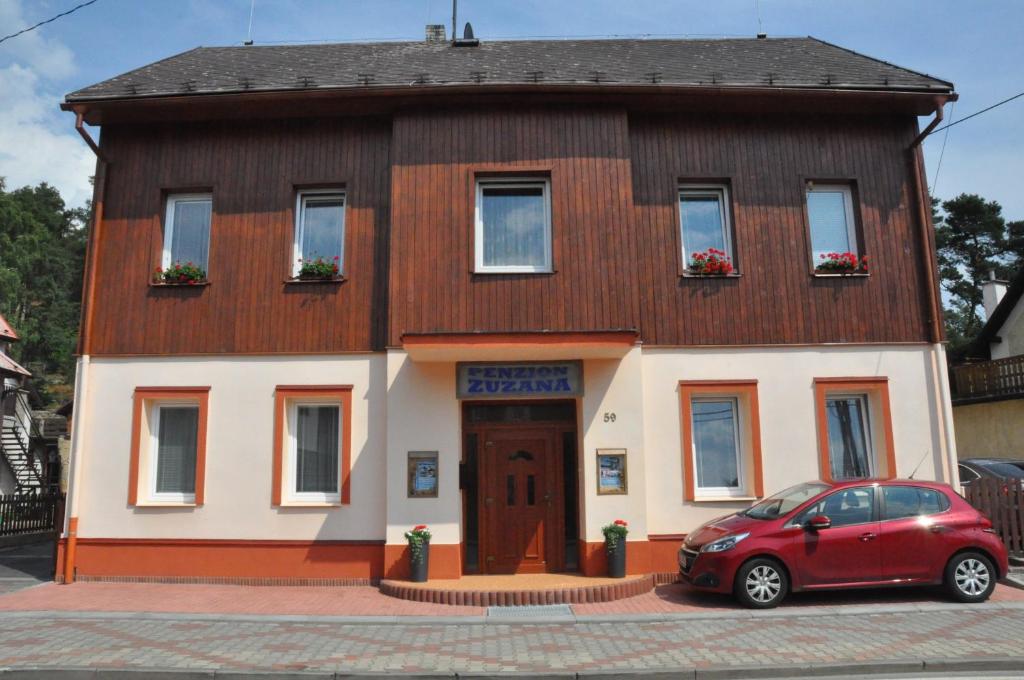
<box><xmin>949</xmin><ymin>269</ymin><xmax>1024</xmax><ymax>461</ymax></box>
<box><xmin>56</xmin><ymin>29</ymin><xmax>959</xmax><ymax>584</ymax></box>
<box><xmin>0</xmin><ymin>314</ymin><xmax>45</xmax><ymax>495</ymax></box>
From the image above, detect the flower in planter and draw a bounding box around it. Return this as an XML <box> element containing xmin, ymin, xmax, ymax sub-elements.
<box><xmin>688</xmin><ymin>248</ymin><xmax>733</xmax><ymax>275</ymax></box>
<box><xmin>602</xmin><ymin>519</ymin><xmax>629</xmax><ymax>554</ymax></box>
<box><xmin>297</xmin><ymin>256</ymin><xmax>341</xmax><ymax>280</ymax></box>
<box><xmin>153</xmin><ymin>261</ymin><xmax>207</xmax><ymax>284</ymax></box>
<box><xmin>404</xmin><ymin>524</ymin><xmax>431</xmax><ymax>563</ymax></box>
<box><xmin>816</xmin><ymin>252</ymin><xmax>868</xmax><ymax>274</ymax></box>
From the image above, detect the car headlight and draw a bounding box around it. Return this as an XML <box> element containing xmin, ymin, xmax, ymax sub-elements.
<box><xmin>701</xmin><ymin>532</ymin><xmax>750</xmax><ymax>553</ymax></box>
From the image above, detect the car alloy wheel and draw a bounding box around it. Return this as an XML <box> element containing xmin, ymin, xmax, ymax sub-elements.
<box><xmin>954</xmin><ymin>557</ymin><xmax>990</xmax><ymax>597</ymax></box>
<box><xmin>745</xmin><ymin>564</ymin><xmax>782</xmax><ymax>604</ymax></box>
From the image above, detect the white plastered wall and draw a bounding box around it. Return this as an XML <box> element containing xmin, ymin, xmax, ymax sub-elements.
<box><xmin>76</xmin><ymin>355</ymin><xmax>387</xmax><ymax>540</ymax></box>
<box><xmin>642</xmin><ymin>345</ymin><xmax>951</xmax><ymax>535</ymax></box>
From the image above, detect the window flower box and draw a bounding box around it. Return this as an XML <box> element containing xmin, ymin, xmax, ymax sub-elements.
<box><xmin>815</xmin><ymin>252</ymin><xmax>868</xmax><ymax>275</ymax></box>
<box><xmin>686</xmin><ymin>248</ymin><xmax>734</xmax><ymax>276</ymax></box>
<box><xmin>295</xmin><ymin>256</ymin><xmax>342</xmax><ymax>281</ymax></box>
<box><xmin>153</xmin><ymin>262</ymin><xmax>208</xmax><ymax>285</ymax></box>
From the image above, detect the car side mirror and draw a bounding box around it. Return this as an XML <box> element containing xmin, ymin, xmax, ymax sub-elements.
<box><xmin>807</xmin><ymin>514</ymin><xmax>832</xmax><ymax>531</ymax></box>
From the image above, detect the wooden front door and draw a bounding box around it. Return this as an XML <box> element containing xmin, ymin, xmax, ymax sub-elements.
<box><xmin>481</xmin><ymin>428</ymin><xmax>562</xmax><ymax>574</ymax></box>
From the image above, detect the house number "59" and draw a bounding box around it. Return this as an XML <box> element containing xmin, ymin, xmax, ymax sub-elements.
<box><xmin>603</xmin><ymin>412</ymin><xmax>617</xmax><ymax>423</ymax></box>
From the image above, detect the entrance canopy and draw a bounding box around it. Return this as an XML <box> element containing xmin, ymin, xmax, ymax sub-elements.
<box><xmin>400</xmin><ymin>330</ymin><xmax>638</xmax><ymax>362</ymax></box>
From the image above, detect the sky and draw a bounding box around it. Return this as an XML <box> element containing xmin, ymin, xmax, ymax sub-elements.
<box><xmin>1</xmin><ymin>0</ymin><xmax>1022</xmax><ymax>219</ymax></box>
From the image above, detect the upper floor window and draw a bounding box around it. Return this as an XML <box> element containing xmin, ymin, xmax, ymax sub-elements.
<box><xmin>475</xmin><ymin>178</ymin><xmax>552</xmax><ymax>273</ymax></box>
<box><xmin>163</xmin><ymin>194</ymin><xmax>212</xmax><ymax>271</ymax></box>
<box><xmin>294</xmin><ymin>190</ymin><xmax>346</xmax><ymax>277</ymax></box>
<box><xmin>806</xmin><ymin>183</ymin><xmax>858</xmax><ymax>262</ymax></box>
<box><xmin>679</xmin><ymin>185</ymin><xmax>733</xmax><ymax>271</ymax></box>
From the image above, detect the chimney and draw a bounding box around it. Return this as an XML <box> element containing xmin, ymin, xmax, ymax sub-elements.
<box><xmin>425</xmin><ymin>24</ymin><xmax>447</xmax><ymax>43</ymax></box>
<box><xmin>982</xmin><ymin>270</ymin><xmax>1009</xmax><ymax>320</ymax></box>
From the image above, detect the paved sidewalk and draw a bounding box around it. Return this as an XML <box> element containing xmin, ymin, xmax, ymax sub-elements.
<box><xmin>0</xmin><ymin>602</ymin><xmax>1023</xmax><ymax>676</ymax></box>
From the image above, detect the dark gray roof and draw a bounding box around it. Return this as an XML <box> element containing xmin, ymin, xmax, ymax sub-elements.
<box><xmin>66</xmin><ymin>37</ymin><xmax>953</xmax><ymax>102</ymax></box>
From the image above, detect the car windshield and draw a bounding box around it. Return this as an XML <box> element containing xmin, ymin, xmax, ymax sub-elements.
<box><xmin>978</xmin><ymin>461</ymin><xmax>1024</xmax><ymax>479</ymax></box>
<box><xmin>743</xmin><ymin>482</ymin><xmax>831</xmax><ymax>520</ymax></box>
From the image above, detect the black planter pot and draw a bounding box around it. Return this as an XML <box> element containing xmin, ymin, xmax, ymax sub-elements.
<box><xmin>409</xmin><ymin>541</ymin><xmax>429</xmax><ymax>582</ymax></box>
<box><xmin>607</xmin><ymin>539</ymin><xmax>626</xmax><ymax>578</ymax></box>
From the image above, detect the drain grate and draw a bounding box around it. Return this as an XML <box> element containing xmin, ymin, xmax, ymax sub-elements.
<box><xmin>487</xmin><ymin>604</ymin><xmax>573</xmax><ymax>618</ymax></box>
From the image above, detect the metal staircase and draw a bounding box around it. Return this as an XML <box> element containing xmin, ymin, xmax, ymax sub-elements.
<box><xmin>0</xmin><ymin>387</ymin><xmax>44</xmax><ymax>493</ymax></box>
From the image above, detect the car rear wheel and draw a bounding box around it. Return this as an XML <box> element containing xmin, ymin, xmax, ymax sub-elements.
<box><xmin>945</xmin><ymin>552</ymin><xmax>996</xmax><ymax>603</ymax></box>
<box><xmin>734</xmin><ymin>558</ymin><xmax>788</xmax><ymax>609</ymax></box>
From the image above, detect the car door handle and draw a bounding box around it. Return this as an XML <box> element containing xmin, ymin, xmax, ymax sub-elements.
<box><xmin>929</xmin><ymin>525</ymin><xmax>949</xmax><ymax>533</ymax></box>
<box><xmin>858</xmin><ymin>532</ymin><xmax>877</xmax><ymax>542</ymax></box>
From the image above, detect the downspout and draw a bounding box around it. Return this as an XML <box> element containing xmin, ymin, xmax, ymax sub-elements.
<box><xmin>63</xmin><ymin>110</ymin><xmax>106</xmax><ymax>583</ymax></box>
<box><xmin>908</xmin><ymin>101</ymin><xmax>957</xmax><ymax>486</ymax></box>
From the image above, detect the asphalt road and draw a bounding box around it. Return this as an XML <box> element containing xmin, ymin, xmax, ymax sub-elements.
<box><xmin>0</xmin><ymin>539</ymin><xmax>54</xmax><ymax>594</ymax></box>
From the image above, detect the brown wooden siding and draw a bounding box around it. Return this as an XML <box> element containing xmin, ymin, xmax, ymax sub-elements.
<box><xmin>86</xmin><ymin>118</ymin><xmax>391</xmax><ymax>354</ymax></box>
<box><xmin>84</xmin><ymin>106</ymin><xmax>933</xmax><ymax>355</ymax></box>
<box><xmin>629</xmin><ymin>113</ymin><xmax>931</xmax><ymax>345</ymax></box>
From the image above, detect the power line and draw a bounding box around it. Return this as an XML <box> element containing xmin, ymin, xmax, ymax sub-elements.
<box><xmin>931</xmin><ymin>100</ymin><xmax>954</xmax><ymax>193</ymax></box>
<box><xmin>927</xmin><ymin>89</ymin><xmax>1024</xmax><ymax>137</ymax></box>
<box><xmin>0</xmin><ymin>0</ymin><xmax>99</xmax><ymax>46</ymax></box>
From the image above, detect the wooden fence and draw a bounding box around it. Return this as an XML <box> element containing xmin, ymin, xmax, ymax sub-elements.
<box><xmin>964</xmin><ymin>478</ymin><xmax>1024</xmax><ymax>555</ymax></box>
<box><xmin>0</xmin><ymin>493</ymin><xmax>63</xmax><ymax>537</ymax></box>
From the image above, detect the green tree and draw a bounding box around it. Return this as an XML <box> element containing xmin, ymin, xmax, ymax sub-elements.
<box><xmin>0</xmin><ymin>178</ymin><xmax>88</xmax><ymax>406</ymax></box>
<box><xmin>934</xmin><ymin>193</ymin><xmax>1024</xmax><ymax>354</ymax></box>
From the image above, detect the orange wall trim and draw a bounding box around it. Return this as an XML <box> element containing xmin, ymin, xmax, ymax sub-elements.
<box><xmin>272</xmin><ymin>385</ymin><xmax>353</xmax><ymax>506</ymax></box>
<box><xmin>66</xmin><ymin>538</ymin><xmax>385</xmax><ymax>581</ymax></box>
<box><xmin>61</xmin><ymin>517</ymin><xmax>79</xmax><ymax>584</ymax></box>
<box><xmin>678</xmin><ymin>380</ymin><xmax>764</xmax><ymax>502</ymax></box>
<box><xmin>383</xmin><ymin>543</ymin><xmax>462</xmax><ymax>580</ymax></box>
<box><xmin>813</xmin><ymin>377</ymin><xmax>896</xmax><ymax>482</ymax></box>
<box><xmin>578</xmin><ymin>537</ymin><xmax>686</xmax><ymax>577</ymax></box>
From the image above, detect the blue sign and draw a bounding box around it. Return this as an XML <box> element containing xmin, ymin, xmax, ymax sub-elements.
<box><xmin>457</xmin><ymin>361</ymin><xmax>583</xmax><ymax>399</ymax></box>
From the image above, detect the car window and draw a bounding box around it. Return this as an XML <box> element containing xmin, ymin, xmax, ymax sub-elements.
<box><xmin>958</xmin><ymin>464</ymin><xmax>980</xmax><ymax>482</ymax></box>
<box><xmin>977</xmin><ymin>461</ymin><xmax>1024</xmax><ymax>479</ymax></box>
<box><xmin>881</xmin><ymin>486</ymin><xmax>949</xmax><ymax>520</ymax></box>
<box><xmin>797</xmin><ymin>486</ymin><xmax>874</xmax><ymax>527</ymax></box>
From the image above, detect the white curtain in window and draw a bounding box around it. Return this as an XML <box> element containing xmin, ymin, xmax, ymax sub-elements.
<box><xmin>482</xmin><ymin>186</ymin><xmax>546</xmax><ymax>267</ymax></box>
<box><xmin>692</xmin><ymin>399</ymin><xmax>740</xmax><ymax>490</ymax></box>
<box><xmin>807</xmin><ymin>191</ymin><xmax>852</xmax><ymax>259</ymax></box>
<box><xmin>170</xmin><ymin>199</ymin><xmax>212</xmax><ymax>268</ymax></box>
<box><xmin>295</xmin><ymin>405</ymin><xmax>340</xmax><ymax>494</ymax></box>
<box><xmin>155</xmin><ymin>406</ymin><xmax>199</xmax><ymax>494</ymax></box>
<box><xmin>300</xmin><ymin>197</ymin><xmax>345</xmax><ymax>263</ymax></box>
<box><xmin>826</xmin><ymin>396</ymin><xmax>871</xmax><ymax>479</ymax></box>
<box><xmin>680</xmin><ymin>194</ymin><xmax>726</xmax><ymax>256</ymax></box>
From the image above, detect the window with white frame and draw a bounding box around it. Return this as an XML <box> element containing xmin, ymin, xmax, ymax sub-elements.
<box><xmin>293</xmin><ymin>190</ymin><xmax>346</xmax><ymax>276</ymax></box>
<box><xmin>287</xmin><ymin>402</ymin><xmax>341</xmax><ymax>502</ymax></box>
<box><xmin>150</xmin><ymin>403</ymin><xmax>199</xmax><ymax>502</ymax></box>
<box><xmin>825</xmin><ymin>394</ymin><xmax>873</xmax><ymax>480</ymax></box>
<box><xmin>691</xmin><ymin>397</ymin><xmax>744</xmax><ymax>496</ymax></box>
<box><xmin>806</xmin><ymin>184</ymin><xmax>858</xmax><ymax>261</ymax></box>
<box><xmin>163</xmin><ymin>194</ymin><xmax>212</xmax><ymax>270</ymax></box>
<box><xmin>475</xmin><ymin>178</ymin><xmax>552</xmax><ymax>273</ymax></box>
<box><xmin>679</xmin><ymin>185</ymin><xmax>733</xmax><ymax>264</ymax></box>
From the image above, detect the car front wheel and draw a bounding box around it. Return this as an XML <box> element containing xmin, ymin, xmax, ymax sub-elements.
<box><xmin>945</xmin><ymin>552</ymin><xmax>996</xmax><ymax>603</ymax></box>
<box><xmin>734</xmin><ymin>558</ymin><xmax>789</xmax><ymax>609</ymax></box>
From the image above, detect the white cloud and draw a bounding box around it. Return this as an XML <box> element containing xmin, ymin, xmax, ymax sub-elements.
<box><xmin>0</xmin><ymin>1</ymin><xmax>93</xmax><ymax>208</ymax></box>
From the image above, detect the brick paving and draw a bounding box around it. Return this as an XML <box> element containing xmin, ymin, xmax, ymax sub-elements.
<box><xmin>0</xmin><ymin>604</ymin><xmax>1022</xmax><ymax>673</ymax></box>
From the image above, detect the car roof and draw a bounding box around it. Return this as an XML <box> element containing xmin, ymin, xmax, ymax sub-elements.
<box><xmin>823</xmin><ymin>478</ymin><xmax>952</xmax><ymax>491</ymax></box>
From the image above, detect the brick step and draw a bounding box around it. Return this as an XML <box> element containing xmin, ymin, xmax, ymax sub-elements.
<box><xmin>380</xmin><ymin>573</ymin><xmax>654</xmax><ymax>607</ymax></box>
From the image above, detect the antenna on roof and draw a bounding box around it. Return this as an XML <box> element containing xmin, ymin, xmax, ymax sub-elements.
<box><xmin>754</xmin><ymin>0</ymin><xmax>766</xmax><ymax>39</ymax></box>
<box><xmin>244</xmin><ymin>0</ymin><xmax>255</xmax><ymax>45</ymax></box>
<box><xmin>451</xmin><ymin>0</ymin><xmax>457</xmax><ymax>42</ymax></box>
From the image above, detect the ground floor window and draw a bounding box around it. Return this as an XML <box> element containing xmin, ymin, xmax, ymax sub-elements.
<box><xmin>128</xmin><ymin>386</ymin><xmax>209</xmax><ymax>506</ymax></box>
<box><xmin>814</xmin><ymin>378</ymin><xmax>895</xmax><ymax>483</ymax></box>
<box><xmin>273</xmin><ymin>385</ymin><xmax>352</xmax><ymax>506</ymax></box>
<box><xmin>679</xmin><ymin>381</ymin><xmax>764</xmax><ymax>501</ymax></box>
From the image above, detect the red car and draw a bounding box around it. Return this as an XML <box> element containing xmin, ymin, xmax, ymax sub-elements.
<box><xmin>679</xmin><ymin>479</ymin><xmax>1008</xmax><ymax>608</ymax></box>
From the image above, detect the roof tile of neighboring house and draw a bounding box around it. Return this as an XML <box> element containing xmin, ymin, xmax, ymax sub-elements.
<box><xmin>0</xmin><ymin>314</ymin><xmax>18</xmax><ymax>341</ymax></box>
<box><xmin>65</xmin><ymin>37</ymin><xmax>953</xmax><ymax>102</ymax></box>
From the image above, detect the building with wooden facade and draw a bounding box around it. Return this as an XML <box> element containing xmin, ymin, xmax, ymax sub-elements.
<box><xmin>57</xmin><ymin>29</ymin><xmax>960</xmax><ymax>583</ymax></box>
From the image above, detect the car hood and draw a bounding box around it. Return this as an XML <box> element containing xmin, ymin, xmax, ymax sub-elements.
<box><xmin>684</xmin><ymin>512</ymin><xmax>761</xmax><ymax>550</ymax></box>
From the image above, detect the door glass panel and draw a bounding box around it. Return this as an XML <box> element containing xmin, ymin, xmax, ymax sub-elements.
<box><xmin>507</xmin><ymin>475</ymin><xmax>516</xmax><ymax>506</ymax></box>
<box><xmin>527</xmin><ymin>475</ymin><xmax>535</xmax><ymax>506</ymax></box>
